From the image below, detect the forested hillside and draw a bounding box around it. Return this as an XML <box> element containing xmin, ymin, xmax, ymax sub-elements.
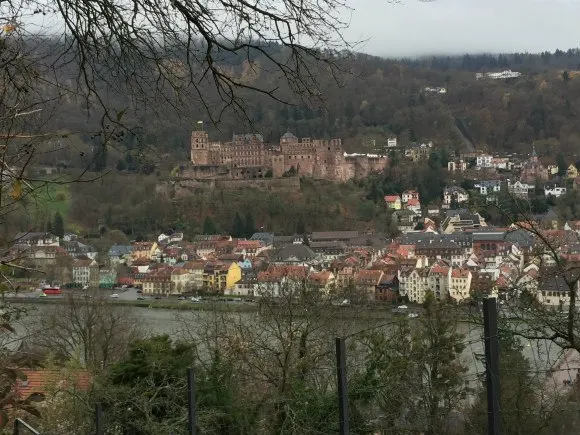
<box><xmin>30</xmin><ymin>42</ymin><xmax>580</xmax><ymax>173</ymax></box>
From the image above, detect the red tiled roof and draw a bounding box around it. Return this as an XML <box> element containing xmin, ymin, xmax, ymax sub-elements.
<box><xmin>235</xmin><ymin>240</ymin><xmax>262</xmax><ymax>249</ymax></box>
<box><xmin>406</xmin><ymin>198</ymin><xmax>421</xmax><ymax>207</ymax></box>
<box><xmin>184</xmin><ymin>260</ymin><xmax>207</xmax><ymax>270</ymax></box>
<box><xmin>451</xmin><ymin>268</ymin><xmax>470</xmax><ymax>278</ymax></box>
<box><xmin>131</xmin><ymin>258</ymin><xmax>150</xmax><ymax>266</ymax></box>
<box><xmin>384</xmin><ymin>195</ymin><xmax>400</xmax><ymax>202</ymax></box>
<box><xmin>355</xmin><ymin>269</ymin><xmax>383</xmax><ymax>284</ymax></box>
<box><xmin>309</xmin><ymin>271</ymin><xmax>332</xmax><ymax>284</ymax></box>
<box><xmin>132</xmin><ymin>241</ymin><xmax>153</xmax><ymax>249</ymax></box>
<box><xmin>15</xmin><ymin>369</ymin><xmax>91</xmax><ymax>399</ymax></box>
<box><xmin>430</xmin><ymin>264</ymin><xmax>449</xmax><ymax>275</ymax></box>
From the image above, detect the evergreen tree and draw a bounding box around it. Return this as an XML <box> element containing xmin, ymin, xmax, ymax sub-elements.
<box><xmin>53</xmin><ymin>212</ymin><xmax>64</xmax><ymax>238</ymax></box>
<box><xmin>104</xmin><ymin>205</ymin><xmax>113</xmax><ymax>227</ymax></box>
<box><xmin>244</xmin><ymin>211</ymin><xmax>256</xmax><ymax>238</ymax></box>
<box><xmin>557</xmin><ymin>152</ymin><xmax>567</xmax><ymax>177</ymax></box>
<box><xmin>296</xmin><ymin>216</ymin><xmax>306</xmax><ymax>234</ymax></box>
<box><xmin>231</xmin><ymin>212</ymin><xmax>245</xmax><ymax>238</ymax></box>
<box><xmin>563</xmin><ymin>70</ymin><xmax>570</xmax><ymax>82</ymax></box>
<box><xmin>202</xmin><ymin>216</ymin><xmax>217</xmax><ymax>235</ymax></box>
<box><xmin>116</xmin><ymin>159</ymin><xmax>127</xmax><ymax>171</ymax></box>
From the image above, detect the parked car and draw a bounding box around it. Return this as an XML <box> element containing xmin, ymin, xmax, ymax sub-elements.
<box><xmin>154</xmin><ymin>296</ymin><xmax>162</xmax><ymax>300</ymax></box>
<box><xmin>110</xmin><ymin>293</ymin><xmax>119</xmax><ymax>298</ymax></box>
<box><xmin>408</xmin><ymin>313</ymin><xmax>419</xmax><ymax>319</ymax></box>
<box><xmin>190</xmin><ymin>296</ymin><xmax>201</xmax><ymax>303</ymax></box>
<box><xmin>397</xmin><ymin>305</ymin><xmax>408</xmax><ymax>310</ymax></box>
<box><xmin>177</xmin><ymin>296</ymin><xmax>186</xmax><ymax>300</ymax></box>
<box><xmin>137</xmin><ymin>296</ymin><xmax>145</xmax><ymax>300</ymax></box>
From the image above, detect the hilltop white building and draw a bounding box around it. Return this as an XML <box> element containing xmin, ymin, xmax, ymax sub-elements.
<box><xmin>475</xmin><ymin>70</ymin><xmax>522</xmax><ymax>80</ymax></box>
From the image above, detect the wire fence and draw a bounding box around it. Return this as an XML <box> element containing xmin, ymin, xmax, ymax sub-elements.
<box><xmin>10</xmin><ymin>298</ymin><xmax>580</xmax><ymax>434</ymax></box>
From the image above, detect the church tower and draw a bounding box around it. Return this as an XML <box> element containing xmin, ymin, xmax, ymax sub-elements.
<box><xmin>190</xmin><ymin>130</ymin><xmax>209</xmax><ymax>165</ymax></box>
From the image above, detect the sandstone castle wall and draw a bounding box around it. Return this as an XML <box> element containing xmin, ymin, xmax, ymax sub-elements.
<box><xmin>184</xmin><ymin>130</ymin><xmax>388</xmax><ymax>182</ymax></box>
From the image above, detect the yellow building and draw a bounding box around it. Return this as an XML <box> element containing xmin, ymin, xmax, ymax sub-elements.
<box><xmin>567</xmin><ymin>164</ymin><xmax>578</xmax><ymax>180</ymax></box>
<box><xmin>202</xmin><ymin>263</ymin><xmax>229</xmax><ymax>292</ymax></box>
<box><xmin>384</xmin><ymin>195</ymin><xmax>402</xmax><ymax>210</ymax></box>
<box><xmin>130</xmin><ymin>241</ymin><xmax>159</xmax><ymax>262</ymax></box>
<box><xmin>226</xmin><ymin>262</ymin><xmax>242</xmax><ymax>290</ymax></box>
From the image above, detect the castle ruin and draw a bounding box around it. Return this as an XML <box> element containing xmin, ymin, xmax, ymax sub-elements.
<box><xmin>182</xmin><ymin>130</ymin><xmax>389</xmax><ymax>182</ymax></box>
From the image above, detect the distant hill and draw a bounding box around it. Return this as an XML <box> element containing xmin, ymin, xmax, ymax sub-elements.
<box><xmin>28</xmin><ymin>41</ymin><xmax>580</xmax><ymax>171</ymax></box>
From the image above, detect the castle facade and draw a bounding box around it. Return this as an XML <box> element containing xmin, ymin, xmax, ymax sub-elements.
<box><xmin>184</xmin><ymin>130</ymin><xmax>388</xmax><ymax>182</ymax></box>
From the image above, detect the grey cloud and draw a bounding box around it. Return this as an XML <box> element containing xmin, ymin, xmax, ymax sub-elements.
<box><xmin>345</xmin><ymin>0</ymin><xmax>580</xmax><ymax>57</ymax></box>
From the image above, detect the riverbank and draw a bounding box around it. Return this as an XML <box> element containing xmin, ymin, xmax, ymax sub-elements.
<box><xmin>4</xmin><ymin>296</ymin><xmax>428</xmax><ymax>319</ymax></box>
<box><xmin>3</xmin><ymin>296</ymin><xmax>259</xmax><ymax>312</ymax></box>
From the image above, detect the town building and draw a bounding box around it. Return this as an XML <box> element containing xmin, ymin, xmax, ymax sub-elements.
<box><xmin>474</xmin><ymin>180</ymin><xmax>502</xmax><ymax>196</ymax></box>
<box><xmin>108</xmin><ymin>245</ymin><xmax>132</xmax><ymax>265</ymax></box>
<box><xmin>475</xmin><ymin>70</ymin><xmax>522</xmax><ymax>80</ymax></box>
<box><xmin>384</xmin><ymin>195</ymin><xmax>402</xmax><ymax>210</ymax></box>
<box><xmin>99</xmin><ymin>269</ymin><xmax>117</xmax><ymax>289</ymax></box>
<box><xmin>507</xmin><ymin>179</ymin><xmax>534</xmax><ymax>199</ymax></box>
<box><xmin>142</xmin><ymin>269</ymin><xmax>172</xmax><ymax>295</ymax></box>
<box><xmin>72</xmin><ymin>258</ymin><xmax>99</xmax><ymax>286</ymax></box>
<box><xmin>405</xmin><ymin>142</ymin><xmax>433</xmax><ymax>162</ymax></box>
<box><xmin>447</xmin><ymin>159</ymin><xmax>468</xmax><ymax>172</ymax></box>
<box><xmin>402</xmin><ymin>190</ymin><xmax>420</xmax><ymax>204</ymax></box>
<box><xmin>443</xmin><ymin>186</ymin><xmax>469</xmax><ymax>207</ymax></box>
<box><xmin>567</xmin><ymin>164</ymin><xmax>579</xmax><ymax>180</ymax></box>
<box><xmin>520</xmin><ymin>145</ymin><xmax>549</xmax><ymax>183</ymax></box>
<box><xmin>476</xmin><ymin>154</ymin><xmax>493</xmax><ymax>168</ymax></box>
<box><xmin>544</xmin><ymin>183</ymin><xmax>567</xmax><ymax>197</ymax></box>
<box><xmin>13</xmin><ymin>232</ymin><xmax>59</xmax><ymax>247</ymax></box>
<box><xmin>441</xmin><ymin>210</ymin><xmax>486</xmax><ymax>234</ymax></box>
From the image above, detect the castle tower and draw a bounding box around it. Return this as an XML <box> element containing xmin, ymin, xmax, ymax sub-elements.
<box><xmin>191</xmin><ymin>130</ymin><xmax>209</xmax><ymax>165</ymax></box>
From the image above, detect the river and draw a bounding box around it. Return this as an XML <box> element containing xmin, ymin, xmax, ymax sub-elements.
<box><xmin>4</xmin><ymin>303</ymin><xmax>564</xmax><ymax>382</ymax></box>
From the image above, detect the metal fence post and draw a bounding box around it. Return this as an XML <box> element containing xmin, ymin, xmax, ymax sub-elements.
<box><xmin>483</xmin><ymin>297</ymin><xmax>501</xmax><ymax>435</ymax></box>
<box><xmin>335</xmin><ymin>337</ymin><xmax>350</xmax><ymax>435</ymax></box>
<box><xmin>95</xmin><ymin>402</ymin><xmax>103</xmax><ymax>435</ymax></box>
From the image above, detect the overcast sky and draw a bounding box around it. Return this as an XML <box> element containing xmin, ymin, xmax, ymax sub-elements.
<box><xmin>346</xmin><ymin>0</ymin><xmax>580</xmax><ymax>57</ymax></box>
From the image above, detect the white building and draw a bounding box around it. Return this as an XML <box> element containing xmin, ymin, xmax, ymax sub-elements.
<box><xmin>476</xmin><ymin>70</ymin><xmax>522</xmax><ymax>80</ymax></box>
<box><xmin>492</xmin><ymin>157</ymin><xmax>512</xmax><ymax>170</ymax></box>
<box><xmin>387</xmin><ymin>137</ymin><xmax>397</xmax><ymax>148</ymax></box>
<box><xmin>443</xmin><ymin>186</ymin><xmax>469</xmax><ymax>207</ymax></box>
<box><xmin>536</xmin><ymin>275</ymin><xmax>579</xmax><ymax>309</ymax></box>
<box><xmin>507</xmin><ymin>179</ymin><xmax>534</xmax><ymax>199</ymax></box>
<box><xmin>402</xmin><ymin>189</ymin><xmax>420</xmax><ymax>204</ymax></box>
<box><xmin>398</xmin><ymin>261</ymin><xmax>471</xmax><ymax>304</ymax></box>
<box><xmin>13</xmin><ymin>232</ymin><xmax>60</xmax><ymax>247</ymax></box>
<box><xmin>544</xmin><ymin>183</ymin><xmax>567</xmax><ymax>198</ymax></box>
<box><xmin>476</xmin><ymin>154</ymin><xmax>493</xmax><ymax>168</ymax></box>
<box><xmin>72</xmin><ymin>258</ymin><xmax>98</xmax><ymax>285</ymax></box>
<box><xmin>448</xmin><ymin>159</ymin><xmax>468</xmax><ymax>172</ymax></box>
<box><xmin>448</xmin><ymin>268</ymin><xmax>472</xmax><ymax>301</ymax></box>
<box><xmin>170</xmin><ymin>269</ymin><xmax>194</xmax><ymax>294</ymax></box>
<box><xmin>474</xmin><ymin>180</ymin><xmax>502</xmax><ymax>196</ymax></box>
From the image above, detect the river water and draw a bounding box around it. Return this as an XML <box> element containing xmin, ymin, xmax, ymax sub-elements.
<box><xmin>5</xmin><ymin>304</ymin><xmax>563</xmax><ymax>381</ymax></box>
